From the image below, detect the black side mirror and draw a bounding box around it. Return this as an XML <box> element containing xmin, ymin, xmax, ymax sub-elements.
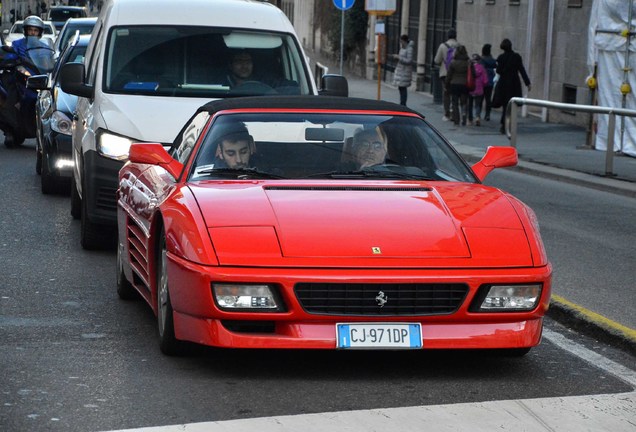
<box><xmin>59</xmin><ymin>62</ymin><xmax>93</xmax><ymax>99</ymax></box>
<box><xmin>27</xmin><ymin>74</ymin><xmax>49</xmax><ymax>90</ymax></box>
<box><xmin>319</xmin><ymin>74</ymin><xmax>348</xmax><ymax>97</ymax></box>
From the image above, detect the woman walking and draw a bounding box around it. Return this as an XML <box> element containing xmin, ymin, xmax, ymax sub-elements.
<box><xmin>446</xmin><ymin>45</ymin><xmax>470</xmax><ymax>126</ymax></box>
<box><xmin>391</xmin><ymin>35</ymin><xmax>415</xmax><ymax>106</ymax></box>
<box><xmin>495</xmin><ymin>38</ymin><xmax>531</xmax><ymax>134</ymax></box>
<box><xmin>480</xmin><ymin>43</ymin><xmax>497</xmax><ymax>121</ymax></box>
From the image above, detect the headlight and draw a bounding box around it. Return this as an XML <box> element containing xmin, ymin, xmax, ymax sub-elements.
<box><xmin>97</xmin><ymin>130</ymin><xmax>135</xmax><ymax>160</ymax></box>
<box><xmin>51</xmin><ymin>111</ymin><xmax>73</xmax><ymax>135</ymax></box>
<box><xmin>213</xmin><ymin>284</ymin><xmax>281</xmax><ymax>311</ymax></box>
<box><xmin>474</xmin><ymin>284</ymin><xmax>542</xmax><ymax>312</ymax></box>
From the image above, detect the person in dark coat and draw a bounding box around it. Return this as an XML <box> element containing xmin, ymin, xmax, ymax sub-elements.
<box><xmin>495</xmin><ymin>38</ymin><xmax>531</xmax><ymax>134</ymax></box>
<box><xmin>480</xmin><ymin>43</ymin><xmax>497</xmax><ymax>121</ymax></box>
<box><xmin>446</xmin><ymin>45</ymin><xmax>470</xmax><ymax>126</ymax></box>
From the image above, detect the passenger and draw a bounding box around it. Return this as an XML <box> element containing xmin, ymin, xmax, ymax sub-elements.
<box><xmin>351</xmin><ymin>127</ymin><xmax>388</xmax><ymax>169</ymax></box>
<box><xmin>213</xmin><ymin>122</ymin><xmax>255</xmax><ymax>169</ymax></box>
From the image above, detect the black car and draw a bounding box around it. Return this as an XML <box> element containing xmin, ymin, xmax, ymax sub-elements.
<box><xmin>47</xmin><ymin>5</ymin><xmax>88</xmax><ymax>34</ymax></box>
<box><xmin>30</xmin><ymin>34</ymin><xmax>90</xmax><ymax>194</ymax></box>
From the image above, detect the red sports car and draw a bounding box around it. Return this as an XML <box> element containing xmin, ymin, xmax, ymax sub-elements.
<box><xmin>116</xmin><ymin>96</ymin><xmax>551</xmax><ymax>356</ymax></box>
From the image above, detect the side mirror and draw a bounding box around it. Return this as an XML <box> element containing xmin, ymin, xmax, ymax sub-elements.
<box><xmin>2</xmin><ymin>30</ymin><xmax>8</xmax><ymax>35</ymax></box>
<box><xmin>59</xmin><ymin>62</ymin><xmax>93</xmax><ymax>98</ymax></box>
<box><xmin>319</xmin><ymin>74</ymin><xmax>348</xmax><ymax>97</ymax></box>
<box><xmin>27</xmin><ymin>74</ymin><xmax>49</xmax><ymax>90</ymax></box>
<box><xmin>128</xmin><ymin>143</ymin><xmax>184</xmax><ymax>179</ymax></box>
<box><xmin>471</xmin><ymin>146</ymin><xmax>518</xmax><ymax>181</ymax></box>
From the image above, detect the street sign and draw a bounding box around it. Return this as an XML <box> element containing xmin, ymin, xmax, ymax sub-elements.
<box><xmin>365</xmin><ymin>0</ymin><xmax>396</xmax><ymax>16</ymax></box>
<box><xmin>333</xmin><ymin>0</ymin><xmax>355</xmax><ymax>11</ymax></box>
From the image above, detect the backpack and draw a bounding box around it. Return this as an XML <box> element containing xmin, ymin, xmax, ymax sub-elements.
<box><xmin>466</xmin><ymin>62</ymin><xmax>476</xmax><ymax>91</ymax></box>
<box><xmin>444</xmin><ymin>43</ymin><xmax>455</xmax><ymax>70</ymax></box>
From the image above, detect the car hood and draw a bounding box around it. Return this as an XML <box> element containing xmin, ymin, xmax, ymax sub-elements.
<box><xmin>188</xmin><ymin>181</ymin><xmax>533</xmax><ymax>268</ymax></box>
<box><xmin>97</xmin><ymin>93</ymin><xmax>211</xmax><ymax>143</ymax></box>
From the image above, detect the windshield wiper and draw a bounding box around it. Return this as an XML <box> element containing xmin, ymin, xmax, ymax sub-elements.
<box><xmin>303</xmin><ymin>169</ymin><xmax>434</xmax><ymax>180</ymax></box>
<box><xmin>194</xmin><ymin>167</ymin><xmax>287</xmax><ymax>179</ymax></box>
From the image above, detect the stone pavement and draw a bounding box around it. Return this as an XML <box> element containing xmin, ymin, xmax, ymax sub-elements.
<box><xmin>310</xmin><ymin>52</ymin><xmax>636</xmax><ymax>353</ymax></box>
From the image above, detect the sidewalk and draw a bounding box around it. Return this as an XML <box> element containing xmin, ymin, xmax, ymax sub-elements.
<box><xmin>310</xmin><ymin>51</ymin><xmax>636</xmax><ymax>353</ymax></box>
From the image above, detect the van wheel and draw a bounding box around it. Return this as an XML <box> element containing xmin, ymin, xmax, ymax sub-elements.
<box><xmin>80</xmin><ymin>182</ymin><xmax>110</xmax><ymax>250</ymax></box>
<box><xmin>70</xmin><ymin>176</ymin><xmax>81</xmax><ymax>219</ymax></box>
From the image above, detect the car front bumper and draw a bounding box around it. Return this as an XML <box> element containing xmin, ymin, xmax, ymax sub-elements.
<box><xmin>166</xmin><ymin>252</ymin><xmax>552</xmax><ymax>350</ymax></box>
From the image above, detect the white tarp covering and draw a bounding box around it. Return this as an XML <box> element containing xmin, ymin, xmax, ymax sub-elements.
<box><xmin>587</xmin><ymin>0</ymin><xmax>636</xmax><ymax>157</ymax></box>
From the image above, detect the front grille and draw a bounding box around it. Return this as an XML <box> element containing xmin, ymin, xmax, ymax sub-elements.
<box><xmin>295</xmin><ymin>283</ymin><xmax>468</xmax><ymax>316</ymax></box>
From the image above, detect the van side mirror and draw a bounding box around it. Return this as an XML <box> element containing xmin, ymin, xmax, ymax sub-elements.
<box><xmin>59</xmin><ymin>62</ymin><xmax>93</xmax><ymax>99</ymax></box>
<box><xmin>319</xmin><ymin>74</ymin><xmax>348</xmax><ymax>97</ymax></box>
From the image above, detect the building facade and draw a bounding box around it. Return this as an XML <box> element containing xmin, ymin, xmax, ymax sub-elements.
<box><xmin>289</xmin><ymin>0</ymin><xmax>602</xmax><ymax>128</ymax></box>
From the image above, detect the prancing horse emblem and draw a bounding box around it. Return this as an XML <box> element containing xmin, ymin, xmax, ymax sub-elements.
<box><xmin>375</xmin><ymin>291</ymin><xmax>388</xmax><ymax>307</ymax></box>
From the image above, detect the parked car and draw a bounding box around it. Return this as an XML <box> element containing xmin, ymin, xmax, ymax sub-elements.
<box><xmin>116</xmin><ymin>95</ymin><xmax>552</xmax><ymax>356</ymax></box>
<box><xmin>59</xmin><ymin>0</ymin><xmax>347</xmax><ymax>250</ymax></box>
<box><xmin>54</xmin><ymin>17</ymin><xmax>96</xmax><ymax>57</ymax></box>
<box><xmin>47</xmin><ymin>5</ymin><xmax>88</xmax><ymax>34</ymax></box>
<box><xmin>28</xmin><ymin>34</ymin><xmax>90</xmax><ymax>194</ymax></box>
<box><xmin>2</xmin><ymin>20</ymin><xmax>57</xmax><ymax>46</ymax></box>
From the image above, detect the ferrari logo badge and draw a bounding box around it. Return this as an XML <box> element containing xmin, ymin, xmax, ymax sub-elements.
<box><xmin>375</xmin><ymin>291</ymin><xmax>388</xmax><ymax>307</ymax></box>
<box><xmin>372</xmin><ymin>247</ymin><xmax>382</xmax><ymax>254</ymax></box>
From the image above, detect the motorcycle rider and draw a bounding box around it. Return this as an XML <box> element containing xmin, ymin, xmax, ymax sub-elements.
<box><xmin>12</xmin><ymin>16</ymin><xmax>46</xmax><ymax>59</ymax></box>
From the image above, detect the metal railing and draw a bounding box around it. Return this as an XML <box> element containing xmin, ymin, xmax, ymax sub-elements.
<box><xmin>507</xmin><ymin>97</ymin><xmax>636</xmax><ymax>176</ymax></box>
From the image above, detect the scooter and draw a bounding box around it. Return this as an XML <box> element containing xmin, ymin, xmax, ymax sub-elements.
<box><xmin>0</xmin><ymin>37</ymin><xmax>55</xmax><ymax>148</ymax></box>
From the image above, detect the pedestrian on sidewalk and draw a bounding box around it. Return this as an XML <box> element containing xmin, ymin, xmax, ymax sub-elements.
<box><xmin>467</xmin><ymin>54</ymin><xmax>489</xmax><ymax>126</ymax></box>
<box><xmin>434</xmin><ymin>28</ymin><xmax>459</xmax><ymax>121</ymax></box>
<box><xmin>495</xmin><ymin>38</ymin><xmax>531</xmax><ymax>134</ymax></box>
<box><xmin>390</xmin><ymin>35</ymin><xmax>414</xmax><ymax>106</ymax></box>
<box><xmin>446</xmin><ymin>45</ymin><xmax>470</xmax><ymax>126</ymax></box>
<box><xmin>480</xmin><ymin>44</ymin><xmax>497</xmax><ymax>121</ymax></box>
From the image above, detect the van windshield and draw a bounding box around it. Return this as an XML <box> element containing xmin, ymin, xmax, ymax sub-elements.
<box><xmin>103</xmin><ymin>26</ymin><xmax>313</xmax><ymax>98</ymax></box>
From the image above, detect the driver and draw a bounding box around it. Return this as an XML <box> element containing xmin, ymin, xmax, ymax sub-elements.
<box><xmin>12</xmin><ymin>15</ymin><xmax>45</xmax><ymax>59</ymax></box>
<box><xmin>213</xmin><ymin>122</ymin><xmax>256</xmax><ymax>169</ymax></box>
<box><xmin>351</xmin><ymin>127</ymin><xmax>388</xmax><ymax>169</ymax></box>
<box><xmin>226</xmin><ymin>50</ymin><xmax>255</xmax><ymax>88</ymax></box>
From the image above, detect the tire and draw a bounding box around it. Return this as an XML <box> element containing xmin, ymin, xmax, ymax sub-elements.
<box><xmin>157</xmin><ymin>227</ymin><xmax>185</xmax><ymax>355</ymax></box>
<box><xmin>116</xmin><ymin>241</ymin><xmax>139</xmax><ymax>300</ymax></box>
<box><xmin>70</xmin><ymin>176</ymin><xmax>81</xmax><ymax>220</ymax></box>
<box><xmin>4</xmin><ymin>132</ymin><xmax>16</xmax><ymax>148</ymax></box>
<box><xmin>36</xmin><ymin>147</ymin><xmax>42</xmax><ymax>175</ymax></box>
<box><xmin>80</xmin><ymin>181</ymin><xmax>110</xmax><ymax>250</ymax></box>
<box><xmin>41</xmin><ymin>153</ymin><xmax>59</xmax><ymax>195</ymax></box>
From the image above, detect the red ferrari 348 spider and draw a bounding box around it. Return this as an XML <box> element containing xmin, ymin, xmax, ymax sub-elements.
<box><xmin>116</xmin><ymin>96</ymin><xmax>551</xmax><ymax>356</ymax></box>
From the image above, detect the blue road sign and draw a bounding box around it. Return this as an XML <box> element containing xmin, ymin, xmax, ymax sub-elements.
<box><xmin>333</xmin><ymin>0</ymin><xmax>355</xmax><ymax>11</ymax></box>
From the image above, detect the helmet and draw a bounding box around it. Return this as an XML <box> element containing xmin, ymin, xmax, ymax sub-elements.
<box><xmin>23</xmin><ymin>15</ymin><xmax>45</xmax><ymax>36</ymax></box>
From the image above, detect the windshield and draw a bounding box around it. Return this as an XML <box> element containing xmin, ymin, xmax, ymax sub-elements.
<box><xmin>25</xmin><ymin>37</ymin><xmax>56</xmax><ymax>73</ymax></box>
<box><xmin>57</xmin><ymin>24</ymin><xmax>95</xmax><ymax>52</ymax></box>
<box><xmin>49</xmin><ymin>9</ymin><xmax>86</xmax><ymax>20</ymax></box>
<box><xmin>104</xmin><ymin>25</ymin><xmax>312</xmax><ymax>98</ymax></box>
<box><xmin>188</xmin><ymin>113</ymin><xmax>477</xmax><ymax>182</ymax></box>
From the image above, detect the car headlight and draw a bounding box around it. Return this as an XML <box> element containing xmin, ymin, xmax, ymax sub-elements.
<box><xmin>97</xmin><ymin>130</ymin><xmax>135</xmax><ymax>160</ymax></box>
<box><xmin>51</xmin><ymin>111</ymin><xmax>73</xmax><ymax>135</ymax></box>
<box><xmin>213</xmin><ymin>284</ymin><xmax>281</xmax><ymax>311</ymax></box>
<box><xmin>473</xmin><ymin>284</ymin><xmax>542</xmax><ymax>312</ymax></box>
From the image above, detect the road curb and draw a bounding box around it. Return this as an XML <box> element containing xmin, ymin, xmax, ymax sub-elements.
<box><xmin>547</xmin><ymin>295</ymin><xmax>636</xmax><ymax>356</ymax></box>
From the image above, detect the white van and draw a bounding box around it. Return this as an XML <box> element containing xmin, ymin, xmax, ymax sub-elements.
<box><xmin>60</xmin><ymin>0</ymin><xmax>347</xmax><ymax>249</ymax></box>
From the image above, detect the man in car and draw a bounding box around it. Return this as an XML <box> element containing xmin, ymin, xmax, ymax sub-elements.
<box><xmin>226</xmin><ymin>50</ymin><xmax>255</xmax><ymax>88</ymax></box>
<box><xmin>213</xmin><ymin>122</ymin><xmax>255</xmax><ymax>169</ymax></box>
<box><xmin>351</xmin><ymin>127</ymin><xmax>388</xmax><ymax>169</ymax></box>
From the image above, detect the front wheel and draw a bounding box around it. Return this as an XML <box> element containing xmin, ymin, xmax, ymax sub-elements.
<box><xmin>70</xmin><ymin>176</ymin><xmax>81</xmax><ymax>219</ymax></box>
<box><xmin>157</xmin><ymin>227</ymin><xmax>185</xmax><ymax>355</ymax></box>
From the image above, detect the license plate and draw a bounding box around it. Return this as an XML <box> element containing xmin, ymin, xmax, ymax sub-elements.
<box><xmin>336</xmin><ymin>323</ymin><xmax>422</xmax><ymax>349</ymax></box>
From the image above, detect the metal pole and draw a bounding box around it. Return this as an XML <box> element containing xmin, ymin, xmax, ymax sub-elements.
<box><xmin>509</xmin><ymin>100</ymin><xmax>519</xmax><ymax>148</ymax></box>
<box><xmin>606</xmin><ymin>113</ymin><xmax>616</xmax><ymax>176</ymax></box>
<box><xmin>340</xmin><ymin>8</ymin><xmax>344</xmax><ymax>76</ymax></box>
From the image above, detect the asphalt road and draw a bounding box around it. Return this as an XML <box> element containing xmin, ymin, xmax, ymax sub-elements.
<box><xmin>0</xmin><ymin>141</ymin><xmax>634</xmax><ymax>431</ymax></box>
